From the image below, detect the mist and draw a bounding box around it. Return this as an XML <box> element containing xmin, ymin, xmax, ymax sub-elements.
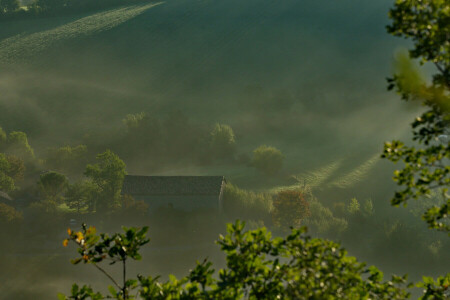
<box><xmin>0</xmin><ymin>0</ymin><xmax>447</xmax><ymax>298</ymax></box>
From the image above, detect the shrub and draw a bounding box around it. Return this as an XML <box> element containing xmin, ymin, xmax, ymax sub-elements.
<box><xmin>209</xmin><ymin>123</ymin><xmax>236</xmax><ymax>161</ymax></box>
<box><xmin>251</xmin><ymin>145</ymin><xmax>284</xmax><ymax>176</ymax></box>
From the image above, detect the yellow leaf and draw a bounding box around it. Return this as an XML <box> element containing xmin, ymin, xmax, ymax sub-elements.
<box><xmin>76</xmin><ymin>232</ymin><xmax>84</xmax><ymax>243</ymax></box>
<box><xmin>63</xmin><ymin>239</ymin><xmax>69</xmax><ymax>247</ymax></box>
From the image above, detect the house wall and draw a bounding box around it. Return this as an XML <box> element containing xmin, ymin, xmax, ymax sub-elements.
<box><xmin>132</xmin><ymin>194</ymin><xmax>220</xmax><ymax>212</ymax></box>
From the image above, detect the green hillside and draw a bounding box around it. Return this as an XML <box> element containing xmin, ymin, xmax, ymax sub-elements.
<box><xmin>0</xmin><ymin>0</ymin><xmax>418</xmax><ymax>191</ymax></box>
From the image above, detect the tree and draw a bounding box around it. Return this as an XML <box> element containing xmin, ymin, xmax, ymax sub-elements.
<box><xmin>5</xmin><ymin>131</ymin><xmax>35</xmax><ymax>162</ymax></box>
<box><xmin>0</xmin><ymin>153</ymin><xmax>16</xmax><ymax>193</ymax></box>
<box><xmin>60</xmin><ymin>221</ymin><xmax>411</xmax><ymax>300</ymax></box>
<box><xmin>65</xmin><ymin>180</ymin><xmax>99</xmax><ymax>213</ymax></box>
<box><xmin>209</xmin><ymin>123</ymin><xmax>236</xmax><ymax>161</ymax></box>
<box><xmin>5</xmin><ymin>155</ymin><xmax>25</xmax><ymax>182</ymax></box>
<box><xmin>272</xmin><ymin>190</ymin><xmax>310</xmax><ymax>230</ymax></box>
<box><xmin>382</xmin><ymin>0</ymin><xmax>450</xmax><ymax>297</ymax></box>
<box><xmin>85</xmin><ymin>150</ymin><xmax>126</xmax><ymax>212</ymax></box>
<box><xmin>382</xmin><ymin>0</ymin><xmax>449</xmax><ymax>233</ymax></box>
<box><xmin>251</xmin><ymin>145</ymin><xmax>284</xmax><ymax>176</ymax></box>
<box><xmin>38</xmin><ymin>171</ymin><xmax>68</xmax><ymax>212</ymax></box>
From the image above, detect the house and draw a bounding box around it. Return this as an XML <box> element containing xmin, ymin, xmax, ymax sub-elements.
<box><xmin>122</xmin><ymin>175</ymin><xmax>226</xmax><ymax>212</ymax></box>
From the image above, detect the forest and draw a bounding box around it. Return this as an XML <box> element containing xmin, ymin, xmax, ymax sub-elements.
<box><xmin>0</xmin><ymin>0</ymin><xmax>448</xmax><ymax>299</ymax></box>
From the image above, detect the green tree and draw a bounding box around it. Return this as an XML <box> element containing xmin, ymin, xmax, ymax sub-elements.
<box><xmin>382</xmin><ymin>0</ymin><xmax>450</xmax><ymax>297</ymax></box>
<box><xmin>251</xmin><ymin>145</ymin><xmax>284</xmax><ymax>176</ymax></box>
<box><xmin>60</xmin><ymin>221</ymin><xmax>411</xmax><ymax>300</ymax></box>
<box><xmin>0</xmin><ymin>153</ymin><xmax>16</xmax><ymax>193</ymax></box>
<box><xmin>209</xmin><ymin>123</ymin><xmax>236</xmax><ymax>160</ymax></box>
<box><xmin>5</xmin><ymin>131</ymin><xmax>35</xmax><ymax>162</ymax></box>
<box><xmin>65</xmin><ymin>180</ymin><xmax>99</xmax><ymax>213</ymax></box>
<box><xmin>382</xmin><ymin>0</ymin><xmax>449</xmax><ymax>233</ymax></box>
<box><xmin>85</xmin><ymin>150</ymin><xmax>126</xmax><ymax>212</ymax></box>
<box><xmin>5</xmin><ymin>155</ymin><xmax>25</xmax><ymax>183</ymax></box>
<box><xmin>38</xmin><ymin>171</ymin><xmax>68</xmax><ymax>212</ymax></box>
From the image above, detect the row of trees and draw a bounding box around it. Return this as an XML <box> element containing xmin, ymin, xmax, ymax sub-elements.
<box><xmin>36</xmin><ymin>150</ymin><xmax>127</xmax><ymax>213</ymax></box>
<box><xmin>107</xmin><ymin>112</ymin><xmax>286</xmax><ymax>175</ymax></box>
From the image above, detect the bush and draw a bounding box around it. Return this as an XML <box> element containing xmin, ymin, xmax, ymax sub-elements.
<box><xmin>251</xmin><ymin>145</ymin><xmax>284</xmax><ymax>176</ymax></box>
<box><xmin>209</xmin><ymin>123</ymin><xmax>236</xmax><ymax>161</ymax></box>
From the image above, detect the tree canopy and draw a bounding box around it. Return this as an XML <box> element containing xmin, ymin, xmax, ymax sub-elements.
<box><xmin>383</xmin><ymin>0</ymin><xmax>449</xmax><ymax>233</ymax></box>
<box><xmin>60</xmin><ymin>222</ymin><xmax>411</xmax><ymax>300</ymax></box>
<box><xmin>85</xmin><ymin>150</ymin><xmax>126</xmax><ymax>212</ymax></box>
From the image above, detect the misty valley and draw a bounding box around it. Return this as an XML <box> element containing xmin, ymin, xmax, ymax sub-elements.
<box><xmin>0</xmin><ymin>0</ymin><xmax>448</xmax><ymax>299</ymax></box>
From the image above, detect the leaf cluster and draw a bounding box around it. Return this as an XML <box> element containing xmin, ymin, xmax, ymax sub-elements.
<box><xmin>60</xmin><ymin>221</ymin><xmax>411</xmax><ymax>299</ymax></box>
<box><xmin>384</xmin><ymin>0</ymin><xmax>449</xmax><ymax>233</ymax></box>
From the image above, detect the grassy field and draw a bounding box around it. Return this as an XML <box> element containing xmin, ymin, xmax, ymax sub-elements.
<box><xmin>0</xmin><ymin>2</ymin><xmax>161</xmax><ymax>64</ymax></box>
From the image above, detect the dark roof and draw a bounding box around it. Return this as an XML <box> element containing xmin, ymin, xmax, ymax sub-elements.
<box><xmin>0</xmin><ymin>191</ymin><xmax>13</xmax><ymax>201</ymax></box>
<box><xmin>122</xmin><ymin>176</ymin><xmax>225</xmax><ymax>196</ymax></box>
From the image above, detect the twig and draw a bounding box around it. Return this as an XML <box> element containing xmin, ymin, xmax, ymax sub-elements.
<box><xmin>93</xmin><ymin>263</ymin><xmax>121</xmax><ymax>291</ymax></box>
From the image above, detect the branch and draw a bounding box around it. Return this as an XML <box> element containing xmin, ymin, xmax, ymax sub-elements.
<box><xmin>123</xmin><ymin>259</ymin><xmax>127</xmax><ymax>298</ymax></box>
<box><xmin>92</xmin><ymin>263</ymin><xmax>121</xmax><ymax>291</ymax></box>
<box><xmin>434</xmin><ymin>62</ymin><xmax>445</xmax><ymax>75</ymax></box>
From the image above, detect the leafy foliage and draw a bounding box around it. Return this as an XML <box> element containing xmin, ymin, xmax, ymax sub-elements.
<box><xmin>387</xmin><ymin>0</ymin><xmax>449</xmax><ymax>87</ymax></box>
<box><xmin>209</xmin><ymin>123</ymin><xmax>236</xmax><ymax>160</ymax></box>
<box><xmin>60</xmin><ymin>221</ymin><xmax>411</xmax><ymax>299</ymax></box>
<box><xmin>5</xmin><ymin>131</ymin><xmax>35</xmax><ymax>162</ymax></box>
<box><xmin>383</xmin><ymin>0</ymin><xmax>449</xmax><ymax>233</ymax></box>
<box><xmin>62</xmin><ymin>224</ymin><xmax>149</xmax><ymax>299</ymax></box>
<box><xmin>384</xmin><ymin>1</ymin><xmax>450</xmax><ymax>297</ymax></box>
<box><xmin>417</xmin><ymin>274</ymin><xmax>450</xmax><ymax>300</ymax></box>
<box><xmin>0</xmin><ymin>153</ymin><xmax>17</xmax><ymax>193</ymax></box>
<box><xmin>65</xmin><ymin>180</ymin><xmax>99</xmax><ymax>213</ymax></box>
<box><xmin>251</xmin><ymin>145</ymin><xmax>284</xmax><ymax>176</ymax></box>
<box><xmin>38</xmin><ymin>171</ymin><xmax>68</xmax><ymax>212</ymax></box>
<box><xmin>85</xmin><ymin>150</ymin><xmax>126</xmax><ymax>212</ymax></box>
